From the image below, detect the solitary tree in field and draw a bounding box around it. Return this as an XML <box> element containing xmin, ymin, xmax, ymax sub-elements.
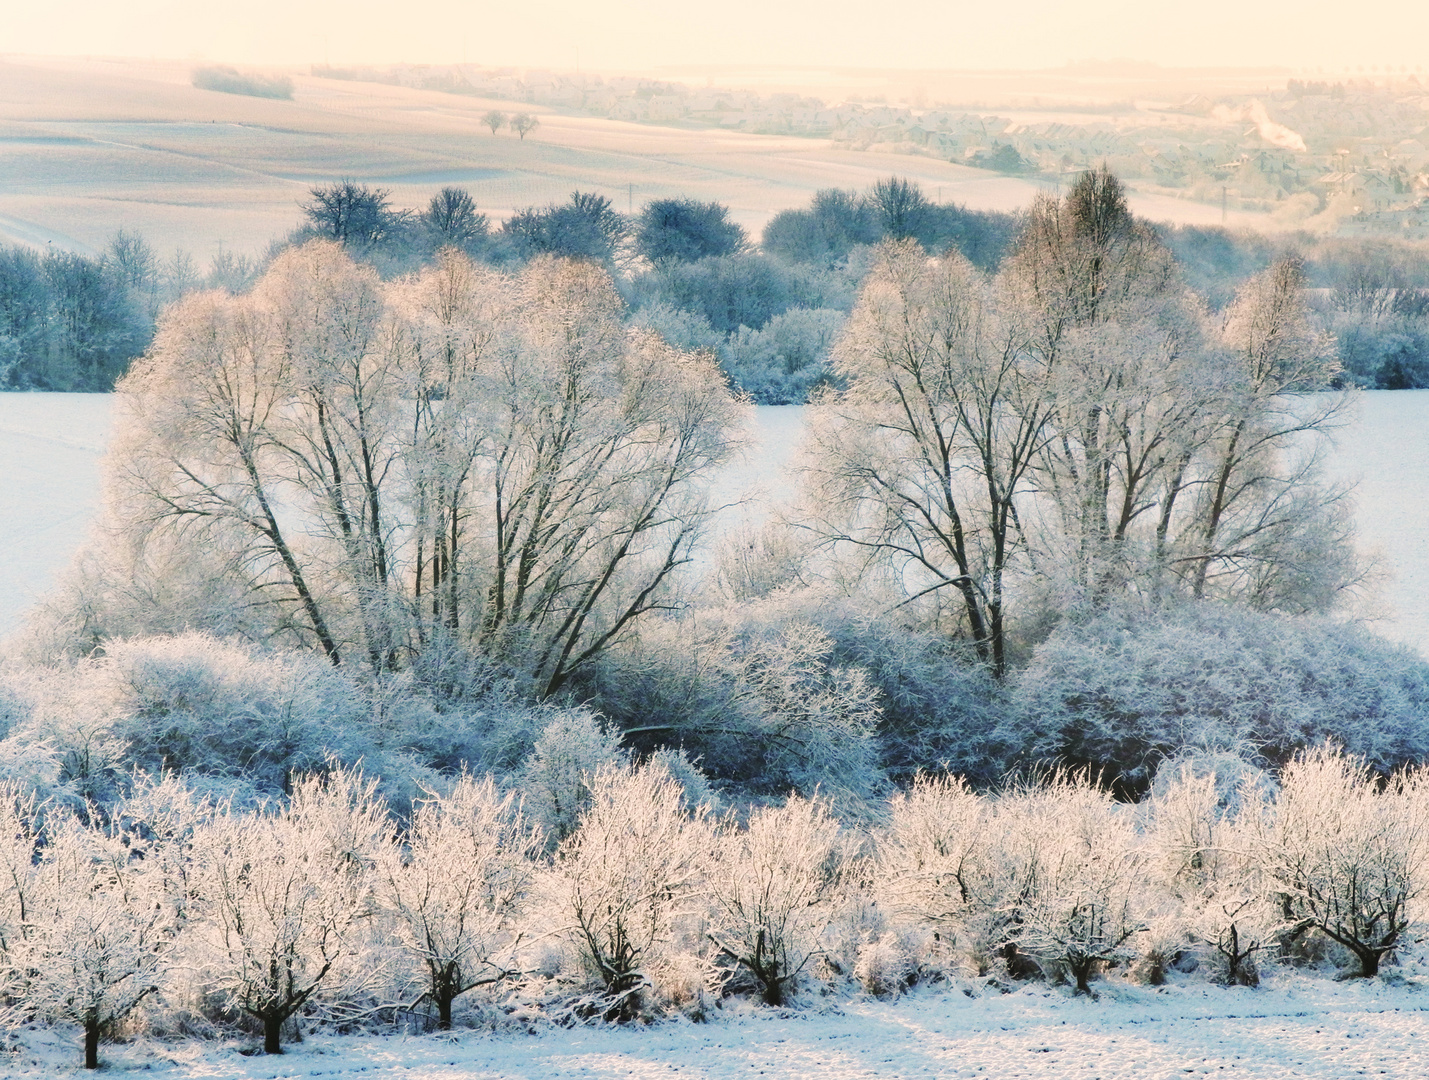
<box><xmin>510</xmin><ymin>112</ymin><xmax>540</xmax><ymax>139</ymax></box>
<box><xmin>482</xmin><ymin>109</ymin><xmax>507</xmax><ymax>134</ymax></box>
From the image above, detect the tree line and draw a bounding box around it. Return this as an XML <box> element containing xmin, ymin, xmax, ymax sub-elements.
<box><xmin>0</xmin><ymin>742</ymin><xmax>1425</xmax><ymax>1067</ymax></box>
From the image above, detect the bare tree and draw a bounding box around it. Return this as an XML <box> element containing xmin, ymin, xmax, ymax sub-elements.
<box><xmin>803</xmin><ymin>241</ymin><xmax>1047</xmax><ymax>676</ymax></box>
<box><xmin>509</xmin><ymin>112</ymin><xmax>540</xmax><ymax>140</ymax></box>
<box><xmin>482</xmin><ymin>110</ymin><xmax>507</xmax><ymax>135</ymax></box>
<box><xmin>420</xmin><ymin>187</ymin><xmax>488</xmax><ymax>249</ymax></box>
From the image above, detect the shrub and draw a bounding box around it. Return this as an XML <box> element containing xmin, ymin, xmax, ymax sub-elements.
<box><xmin>705</xmin><ymin>796</ymin><xmax>844</xmax><ymax>1004</ymax></box>
<box><xmin>1012</xmin><ymin>605</ymin><xmax>1429</xmax><ymax>795</ymax></box>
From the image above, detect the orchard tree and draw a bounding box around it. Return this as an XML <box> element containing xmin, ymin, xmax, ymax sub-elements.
<box><xmin>510</xmin><ymin>112</ymin><xmax>540</xmax><ymax>139</ymax></box>
<box><xmin>482</xmin><ymin>110</ymin><xmax>507</xmax><ymax>134</ymax></box>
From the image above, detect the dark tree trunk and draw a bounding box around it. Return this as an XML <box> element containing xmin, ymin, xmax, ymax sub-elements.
<box><xmin>84</xmin><ymin>1017</ymin><xmax>100</xmax><ymax>1070</ymax></box>
<box><xmin>437</xmin><ymin>991</ymin><xmax>453</xmax><ymax>1031</ymax></box>
<box><xmin>264</xmin><ymin>1014</ymin><xmax>283</xmax><ymax>1055</ymax></box>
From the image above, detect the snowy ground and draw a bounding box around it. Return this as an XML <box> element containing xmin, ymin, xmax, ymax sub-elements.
<box><xmin>7</xmin><ymin>973</ymin><xmax>1429</xmax><ymax>1078</ymax></box>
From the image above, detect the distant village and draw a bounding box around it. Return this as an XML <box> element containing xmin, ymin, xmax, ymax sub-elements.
<box><xmin>314</xmin><ymin>64</ymin><xmax>1429</xmax><ymax>238</ymax></box>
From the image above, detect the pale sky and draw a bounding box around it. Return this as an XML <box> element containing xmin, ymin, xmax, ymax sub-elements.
<box><xmin>3</xmin><ymin>0</ymin><xmax>1427</xmax><ymax>74</ymax></box>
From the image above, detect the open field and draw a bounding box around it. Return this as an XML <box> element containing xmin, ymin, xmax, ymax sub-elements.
<box><xmin>3</xmin><ymin>391</ymin><xmax>1427</xmax><ymax>654</ymax></box>
<box><xmin>0</xmin><ymin>55</ymin><xmax>1270</xmax><ymax>262</ymax></box>
<box><xmin>6</xmin><ymin>972</ymin><xmax>1429</xmax><ymax>1078</ymax></box>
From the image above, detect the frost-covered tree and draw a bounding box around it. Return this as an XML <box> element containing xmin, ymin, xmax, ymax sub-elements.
<box><xmin>992</xmin><ymin>772</ymin><xmax>1145</xmax><ymax>994</ymax></box>
<box><xmin>803</xmin><ymin>240</ymin><xmax>1047</xmax><ymax>676</ymax></box>
<box><xmin>100</xmin><ymin>243</ymin><xmax>742</xmax><ymax>692</ymax></box>
<box><xmin>705</xmin><ymin>796</ymin><xmax>843</xmax><ymax>1004</ymax></box>
<box><xmin>1255</xmin><ymin>746</ymin><xmax>1429</xmax><ymax>977</ymax></box>
<box><xmin>634</xmin><ymin>198</ymin><xmax>747</xmax><ymax>264</ymax></box>
<box><xmin>378</xmin><ymin>777</ymin><xmax>537</xmax><ymax>1028</ymax></box>
<box><xmin>190</xmin><ymin>771</ymin><xmax>389</xmax><ymax>1053</ymax></box>
<box><xmin>25</xmin><ymin>813</ymin><xmax>174</xmax><ymax>1069</ymax></box>
<box><xmin>555</xmin><ymin>762</ymin><xmax>708</xmax><ymax>1019</ymax></box>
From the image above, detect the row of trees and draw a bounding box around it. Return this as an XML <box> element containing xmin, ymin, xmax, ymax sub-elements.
<box><xmin>3</xmin><ymin>746</ymin><xmax>1426</xmax><ymax>1067</ymax></box>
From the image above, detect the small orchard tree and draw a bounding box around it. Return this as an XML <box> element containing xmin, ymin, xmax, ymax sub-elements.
<box><xmin>510</xmin><ymin>112</ymin><xmax>540</xmax><ymax>139</ymax></box>
<box><xmin>995</xmin><ymin>771</ymin><xmax>1145</xmax><ymax>994</ymax></box>
<box><xmin>1257</xmin><ymin>745</ymin><xmax>1429</xmax><ymax>977</ymax></box>
<box><xmin>705</xmin><ymin>795</ymin><xmax>843</xmax><ymax>1005</ymax></box>
<box><xmin>557</xmin><ymin>762</ymin><xmax>708</xmax><ymax>1020</ymax></box>
<box><xmin>378</xmin><ymin>777</ymin><xmax>538</xmax><ymax>1029</ymax></box>
<box><xmin>191</xmin><ymin>771</ymin><xmax>389</xmax><ymax>1053</ymax></box>
<box><xmin>26</xmin><ymin>814</ymin><xmax>174</xmax><ymax>1069</ymax></box>
<box><xmin>878</xmin><ymin>774</ymin><xmax>993</xmax><ymax>962</ymax></box>
<box><xmin>482</xmin><ymin>110</ymin><xmax>507</xmax><ymax>134</ymax></box>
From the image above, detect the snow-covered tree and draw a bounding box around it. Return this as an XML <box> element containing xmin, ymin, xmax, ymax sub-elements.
<box><xmin>190</xmin><ymin>770</ymin><xmax>389</xmax><ymax>1053</ymax></box>
<box><xmin>1256</xmin><ymin>746</ymin><xmax>1429</xmax><ymax>977</ymax></box>
<box><xmin>377</xmin><ymin>777</ymin><xmax>537</xmax><ymax>1028</ymax></box>
<box><xmin>25</xmin><ymin>813</ymin><xmax>174</xmax><ymax>1069</ymax></box>
<box><xmin>705</xmin><ymin>795</ymin><xmax>844</xmax><ymax>1005</ymax></box>
<box><xmin>555</xmin><ymin>762</ymin><xmax>708</xmax><ymax>1019</ymax></box>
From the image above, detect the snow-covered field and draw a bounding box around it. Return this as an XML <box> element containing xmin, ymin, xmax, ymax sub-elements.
<box><xmin>2</xmin><ymin>391</ymin><xmax>1428</xmax><ymax>653</ymax></box>
<box><xmin>7</xmin><ymin>973</ymin><xmax>1429</xmax><ymax>1078</ymax></box>
<box><xmin>0</xmin><ymin>55</ymin><xmax>1268</xmax><ymax>262</ymax></box>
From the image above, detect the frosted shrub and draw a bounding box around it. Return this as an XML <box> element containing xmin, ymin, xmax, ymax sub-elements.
<box><xmin>994</xmin><ymin>772</ymin><xmax>1146</xmax><ymax>994</ymax></box>
<box><xmin>23</xmin><ymin>813</ymin><xmax>175</xmax><ymax>1069</ymax></box>
<box><xmin>706</xmin><ymin>795</ymin><xmax>844</xmax><ymax>1005</ymax></box>
<box><xmin>593</xmin><ymin>608</ymin><xmax>883</xmax><ymax>804</ymax></box>
<box><xmin>189</xmin><ymin>770</ymin><xmax>390</xmax><ymax>1053</ymax></box>
<box><xmin>519</xmin><ymin>709</ymin><xmax>627</xmax><ymax>843</ymax></box>
<box><xmin>878</xmin><ymin>774</ymin><xmax>996</xmax><ymax>970</ymax></box>
<box><xmin>853</xmin><ymin>931</ymin><xmax>917</xmax><ymax>998</ymax></box>
<box><xmin>1015</xmin><ymin>607</ymin><xmax>1429</xmax><ymax>794</ymax></box>
<box><xmin>377</xmin><ymin>777</ymin><xmax>538</xmax><ymax>1029</ymax></box>
<box><xmin>1256</xmin><ymin>745</ymin><xmax>1429</xmax><ymax>977</ymax></box>
<box><xmin>555</xmin><ymin>762</ymin><xmax>708</xmax><ymax>1020</ymax></box>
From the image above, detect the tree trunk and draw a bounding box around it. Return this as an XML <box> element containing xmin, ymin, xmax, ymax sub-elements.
<box><xmin>264</xmin><ymin>1014</ymin><xmax>283</xmax><ymax>1055</ymax></box>
<box><xmin>437</xmin><ymin>991</ymin><xmax>453</xmax><ymax>1031</ymax></box>
<box><xmin>84</xmin><ymin>1017</ymin><xmax>100</xmax><ymax>1070</ymax></box>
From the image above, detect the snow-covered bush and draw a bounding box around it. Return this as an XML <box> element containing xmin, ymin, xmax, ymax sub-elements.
<box><xmin>188</xmin><ymin>770</ymin><xmax>390</xmax><ymax>1053</ymax></box>
<box><xmin>705</xmin><ymin>795</ymin><xmax>844</xmax><ymax>1004</ymax></box>
<box><xmin>589</xmin><ymin>604</ymin><xmax>883</xmax><ymax>805</ymax></box>
<box><xmin>377</xmin><ymin>776</ymin><xmax>538</xmax><ymax>1029</ymax></box>
<box><xmin>1255</xmin><ymin>745</ymin><xmax>1429</xmax><ymax>977</ymax></box>
<box><xmin>22</xmin><ymin>813</ymin><xmax>174</xmax><ymax>1069</ymax></box>
<box><xmin>1013</xmin><ymin>606</ymin><xmax>1429</xmax><ymax>794</ymax></box>
<box><xmin>553</xmin><ymin>761</ymin><xmax>709</xmax><ymax>1019</ymax></box>
<box><xmin>991</xmin><ymin>771</ymin><xmax>1146</xmax><ymax>994</ymax></box>
<box><xmin>519</xmin><ymin>709</ymin><xmax>628</xmax><ymax>844</ymax></box>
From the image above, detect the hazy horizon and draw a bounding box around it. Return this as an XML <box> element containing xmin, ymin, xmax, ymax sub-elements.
<box><xmin>4</xmin><ymin>0</ymin><xmax>1427</xmax><ymax>77</ymax></box>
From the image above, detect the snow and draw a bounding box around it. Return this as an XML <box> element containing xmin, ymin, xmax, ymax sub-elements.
<box><xmin>6</xmin><ymin>973</ymin><xmax>1429</xmax><ymax>1077</ymax></box>
<box><xmin>0</xmin><ymin>393</ymin><xmax>111</xmax><ymax>632</ymax></box>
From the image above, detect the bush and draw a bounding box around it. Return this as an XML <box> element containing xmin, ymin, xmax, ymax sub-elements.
<box><xmin>1011</xmin><ymin>605</ymin><xmax>1429</xmax><ymax>795</ymax></box>
<box><xmin>192</xmin><ymin>66</ymin><xmax>294</xmax><ymax>99</ymax></box>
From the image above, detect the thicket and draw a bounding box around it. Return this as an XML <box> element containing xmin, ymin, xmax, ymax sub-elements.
<box><xmin>190</xmin><ymin>66</ymin><xmax>295</xmax><ymax>100</ymax></box>
<box><xmin>0</xmin><ymin>746</ymin><xmax>1426</xmax><ymax>1067</ymax></box>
